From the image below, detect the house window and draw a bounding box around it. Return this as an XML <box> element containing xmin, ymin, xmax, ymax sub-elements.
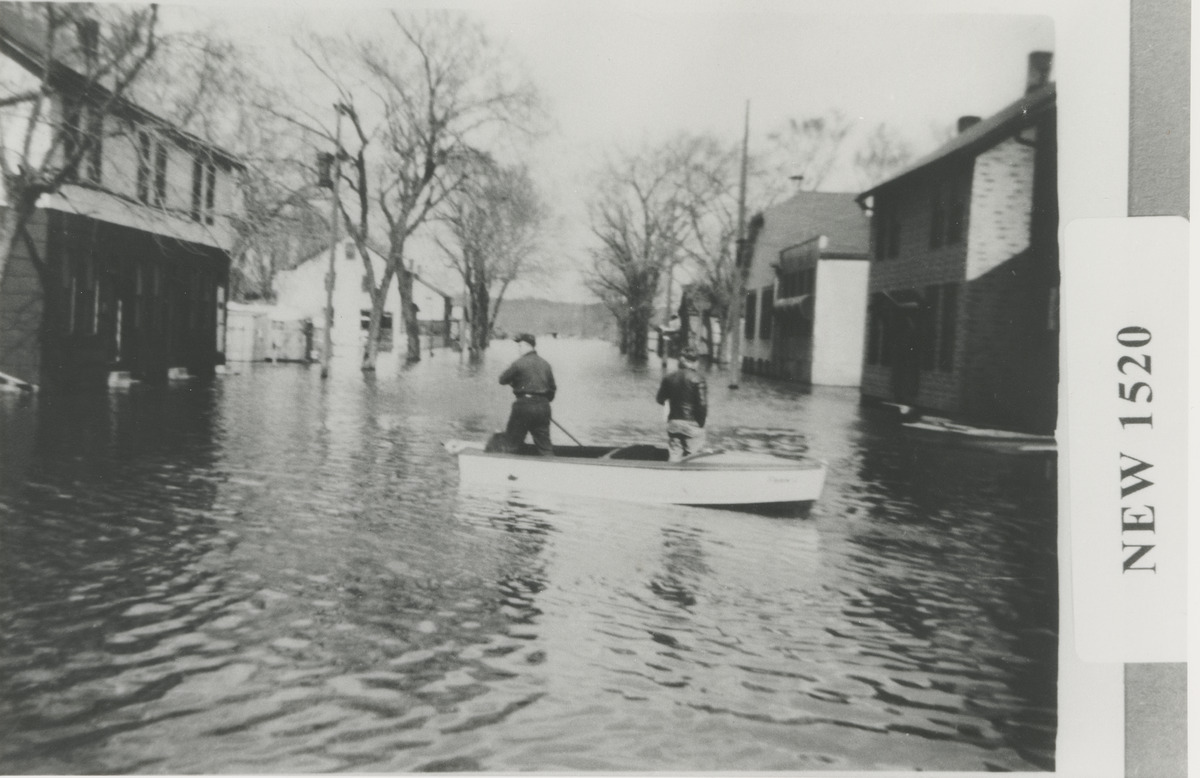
<box><xmin>85</xmin><ymin>107</ymin><xmax>103</xmax><ymax>183</ymax></box>
<box><xmin>153</xmin><ymin>142</ymin><xmax>168</xmax><ymax>206</ymax></box>
<box><xmin>75</xmin><ymin>18</ymin><xmax>100</xmax><ymax>64</ymax></box>
<box><xmin>873</xmin><ymin>206</ymin><xmax>887</xmax><ymax>260</ymax></box>
<box><xmin>216</xmin><ymin>284</ymin><xmax>227</xmax><ymax>352</ymax></box>
<box><xmin>759</xmin><ymin>287</ymin><xmax>773</xmax><ymax>339</ymax></box>
<box><xmin>866</xmin><ymin>294</ymin><xmax>895</xmax><ymax>367</ymax></box>
<box><xmin>929</xmin><ymin>186</ymin><xmax>946</xmax><ymax>249</ymax></box>
<box><xmin>875</xmin><ymin>199</ymin><xmax>901</xmax><ymax>259</ymax></box>
<box><xmin>921</xmin><ymin>282</ymin><xmax>959</xmax><ymax>372</ymax></box>
<box><xmin>66</xmin><ymin>101</ymin><xmax>103</xmax><ymax>184</ymax></box>
<box><xmin>361</xmin><ymin>310</ymin><xmax>393</xmax><ymax>331</ymax></box>
<box><xmin>920</xmin><ymin>285</ymin><xmax>941</xmax><ymax>370</ymax></box>
<box><xmin>92</xmin><ymin>274</ymin><xmax>102</xmax><ymax>335</ymax></box>
<box><xmin>938</xmin><ymin>283</ymin><xmax>958</xmax><ymax>371</ymax></box>
<box><xmin>191</xmin><ymin>158</ymin><xmax>203</xmax><ymax>220</ymax></box>
<box><xmin>743</xmin><ymin>290</ymin><xmax>756</xmax><ymax>340</ymax></box>
<box><xmin>204</xmin><ymin>162</ymin><xmax>216</xmax><ymax>224</ymax></box>
<box><xmin>136</xmin><ymin>131</ymin><xmax>151</xmax><ymax>202</ymax></box>
<box><xmin>947</xmin><ymin>199</ymin><xmax>965</xmax><ymax>245</ymax></box>
<box><xmin>887</xmin><ymin>212</ymin><xmax>901</xmax><ymax>258</ymax></box>
<box><xmin>65</xmin><ymin>274</ymin><xmax>78</xmax><ymax>334</ymax></box>
<box><xmin>191</xmin><ymin>156</ymin><xmax>217</xmax><ymax>223</ymax></box>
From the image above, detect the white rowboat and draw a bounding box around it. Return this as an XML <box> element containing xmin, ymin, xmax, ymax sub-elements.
<box><xmin>445</xmin><ymin>440</ymin><xmax>826</xmax><ymax>508</ymax></box>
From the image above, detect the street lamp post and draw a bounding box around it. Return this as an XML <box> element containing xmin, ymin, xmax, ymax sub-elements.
<box><xmin>320</xmin><ymin>103</ymin><xmax>347</xmax><ymax>379</ymax></box>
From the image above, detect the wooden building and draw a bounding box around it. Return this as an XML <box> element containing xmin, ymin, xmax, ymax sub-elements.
<box><xmin>273</xmin><ymin>240</ymin><xmax>457</xmax><ymax>360</ymax></box>
<box><xmin>857</xmin><ymin>53</ymin><xmax>1058</xmax><ymax>434</ymax></box>
<box><xmin>741</xmin><ymin>192</ymin><xmax>871</xmax><ymax>386</ymax></box>
<box><xmin>0</xmin><ymin>9</ymin><xmax>243</xmax><ymax>390</ymax></box>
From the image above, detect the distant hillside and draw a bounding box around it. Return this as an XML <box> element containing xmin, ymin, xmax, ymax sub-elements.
<box><xmin>493</xmin><ymin>299</ymin><xmax>615</xmax><ymax>341</ymax></box>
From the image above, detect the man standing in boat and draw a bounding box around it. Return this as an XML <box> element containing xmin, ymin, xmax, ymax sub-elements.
<box><xmin>498</xmin><ymin>333</ymin><xmax>557</xmax><ymax>456</ymax></box>
<box><xmin>656</xmin><ymin>348</ymin><xmax>707</xmax><ymax>461</ymax></box>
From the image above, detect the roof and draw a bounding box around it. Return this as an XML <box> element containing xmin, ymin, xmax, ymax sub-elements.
<box><xmin>294</xmin><ymin>238</ymin><xmax>454</xmax><ymax>300</ymax></box>
<box><xmin>0</xmin><ymin>10</ymin><xmax>245</xmax><ymax>170</ymax></box>
<box><xmin>751</xmin><ymin>191</ymin><xmax>871</xmax><ymax>261</ymax></box>
<box><xmin>860</xmin><ymin>82</ymin><xmax>1056</xmax><ymax>200</ymax></box>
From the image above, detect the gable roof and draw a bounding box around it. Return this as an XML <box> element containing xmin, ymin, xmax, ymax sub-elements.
<box><xmin>752</xmin><ymin>191</ymin><xmax>871</xmax><ymax>261</ymax></box>
<box><xmin>859</xmin><ymin>82</ymin><xmax>1056</xmax><ymax>201</ymax></box>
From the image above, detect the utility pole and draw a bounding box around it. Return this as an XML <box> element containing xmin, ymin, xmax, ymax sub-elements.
<box><xmin>320</xmin><ymin>103</ymin><xmax>347</xmax><ymax>379</ymax></box>
<box><xmin>729</xmin><ymin>100</ymin><xmax>750</xmax><ymax>389</ymax></box>
<box><xmin>661</xmin><ymin>259</ymin><xmax>675</xmax><ymax>369</ymax></box>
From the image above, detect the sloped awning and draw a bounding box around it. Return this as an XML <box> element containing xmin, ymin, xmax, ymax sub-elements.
<box><xmin>774</xmin><ymin>294</ymin><xmax>814</xmax><ymax>319</ymax></box>
<box><xmin>38</xmin><ymin>184</ymin><xmax>238</xmax><ymax>252</ymax></box>
<box><xmin>873</xmin><ymin>288</ymin><xmax>924</xmax><ymax>311</ymax></box>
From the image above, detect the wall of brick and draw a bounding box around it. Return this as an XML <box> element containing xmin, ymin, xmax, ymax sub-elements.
<box><xmin>965</xmin><ymin>136</ymin><xmax>1035</xmax><ymax>281</ymax></box>
<box><xmin>860</xmin><ymin>364</ymin><xmax>890</xmax><ymax>400</ymax></box>
<box><xmin>959</xmin><ymin>250</ymin><xmax>1050</xmax><ymax>431</ymax></box>
<box><xmin>0</xmin><ymin>210</ymin><xmax>47</xmax><ymax>386</ymax></box>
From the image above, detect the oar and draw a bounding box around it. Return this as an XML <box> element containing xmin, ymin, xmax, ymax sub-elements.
<box><xmin>551</xmin><ymin>417</ymin><xmax>585</xmax><ymax>447</ymax></box>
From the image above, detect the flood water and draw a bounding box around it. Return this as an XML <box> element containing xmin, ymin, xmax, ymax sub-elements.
<box><xmin>0</xmin><ymin>339</ymin><xmax>1056</xmax><ymax>773</ymax></box>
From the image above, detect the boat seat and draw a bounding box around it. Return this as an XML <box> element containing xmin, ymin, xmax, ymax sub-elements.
<box><xmin>602</xmin><ymin>444</ymin><xmax>669</xmax><ymax>462</ymax></box>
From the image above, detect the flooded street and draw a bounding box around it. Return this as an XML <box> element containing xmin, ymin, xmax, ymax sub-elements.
<box><xmin>0</xmin><ymin>339</ymin><xmax>1056</xmax><ymax>773</ymax></box>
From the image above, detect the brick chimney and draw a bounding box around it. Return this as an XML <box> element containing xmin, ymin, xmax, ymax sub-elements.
<box><xmin>1026</xmin><ymin>51</ymin><xmax>1053</xmax><ymax>93</ymax></box>
<box><xmin>957</xmin><ymin>116</ymin><xmax>981</xmax><ymax>134</ymax></box>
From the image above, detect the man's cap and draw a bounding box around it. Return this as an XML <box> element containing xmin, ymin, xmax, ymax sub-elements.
<box><xmin>513</xmin><ymin>333</ymin><xmax>537</xmax><ymax>347</ymax></box>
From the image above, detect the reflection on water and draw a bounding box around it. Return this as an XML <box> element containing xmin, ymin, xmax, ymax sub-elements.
<box><xmin>0</xmin><ymin>341</ymin><xmax>1056</xmax><ymax>772</ymax></box>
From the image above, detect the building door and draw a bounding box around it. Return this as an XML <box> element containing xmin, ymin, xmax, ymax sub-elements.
<box><xmin>888</xmin><ymin>308</ymin><xmax>921</xmax><ymax>404</ymax></box>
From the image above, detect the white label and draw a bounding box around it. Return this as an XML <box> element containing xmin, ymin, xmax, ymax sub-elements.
<box><xmin>1063</xmin><ymin>216</ymin><xmax>1188</xmax><ymax>663</ymax></box>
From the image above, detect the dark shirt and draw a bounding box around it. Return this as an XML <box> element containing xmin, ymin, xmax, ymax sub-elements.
<box><xmin>499</xmin><ymin>351</ymin><xmax>556</xmax><ymax>401</ymax></box>
<box><xmin>656</xmin><ymin>367</ymin><xmax>707</xmax><ymax>427</ymax></box>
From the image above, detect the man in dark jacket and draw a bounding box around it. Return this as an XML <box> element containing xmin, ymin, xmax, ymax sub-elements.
<box><xmin>498</xmin><ymin>333</ymin><xmax>557</xmax><ymax>455</ymax></box>
<box><xmin>656</xmin><ymin>348</ymin><xmax>707</xmax><ymax>461</ymax></box>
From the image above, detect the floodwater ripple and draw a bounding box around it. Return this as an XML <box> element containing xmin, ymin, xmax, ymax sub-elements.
<box><xmin>0</xmin><ymin>340</ymin><xmax>1055</xmax><ymax>773</ymax></box>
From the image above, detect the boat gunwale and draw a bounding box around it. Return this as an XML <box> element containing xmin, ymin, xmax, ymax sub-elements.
<box><xmin>458</xmin><ymin>447</ymin><xmax>825</xmax><ymax>472</ymax></box>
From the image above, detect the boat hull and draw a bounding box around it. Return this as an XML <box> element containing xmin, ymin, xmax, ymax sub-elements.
<box><xmin>454</xmin><ymin>446</ymin><xmax>825</xmax><ymax>506</ymax></box>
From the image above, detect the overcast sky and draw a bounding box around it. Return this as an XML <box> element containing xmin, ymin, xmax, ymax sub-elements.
<box><xmin>168</xmin><ymin>1</ymin><xmax>1056</xmax><ymax>301</ymax></box>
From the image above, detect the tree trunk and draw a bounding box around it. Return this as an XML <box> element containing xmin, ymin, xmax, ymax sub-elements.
<box><xmin>0</xmin><ymin>193</ymin><xmax>35</xmax><ymax>317</ymax></box>
<box><xmin>361</xmin><ymin>265</ymin><xmax>395</xmax><ymax>372</ymax></box>
<box><xmin>397</xmin><ymin>266</ymin><xmax>421</xmax><ymax>363</ymax></box>
<box><xmin>627</xmin><ymin>306</ymin><xmax>652</xmax><ymax>361</ymax></box>
<box><xmin>468</xmin><ymin>282</ymin><xmax>490</xmax><ymax>356</ymax></box>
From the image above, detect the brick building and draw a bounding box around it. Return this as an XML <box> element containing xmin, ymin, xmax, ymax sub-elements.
<box><xmin>857</xmin><ymin>53</ymin><xmax>1058</xmax><ymax>434</ymax></box>
<box><xmin>741</xmin><ymin>191</ymin><xmax>871</xmax><ymax>386</ymax></box>
<box><xmin>0</xmin><ymin>8</ymin><xmax>243</xmax><ymax>390</ymax></box>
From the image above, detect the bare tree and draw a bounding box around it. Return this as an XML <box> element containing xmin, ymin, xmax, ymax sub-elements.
<box><xmin>763</xmin><ymin>109</ymin><xmax>854</xmax><ymax>193</ymax></box>
<box><xmin>0</xmin><ymin>2</ymin><xmax>160</xmax><ymax>308</ymax></box>
<box><xmin>671</xmin><ymin>132</ymin><xmax>761</xmax><ymax>364</ymax></box>
<box><xmin>436</xmin><ymin>161</ymin><xmax>548</xmax><ymax>358</ymax></box>
<box><xmin>853</xmin><ymin>122</ymin><xmax>915</xmax><ymax>189</ymax></box>
<box><xmin>293</xmin><ymin>12</ymin><xmax>543</xmax><ymax>371</ymax></box>
<box><xmin>584</xmin><ymin>140</ymin><xmax>690</xmax><ymax>361</ymax></box>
